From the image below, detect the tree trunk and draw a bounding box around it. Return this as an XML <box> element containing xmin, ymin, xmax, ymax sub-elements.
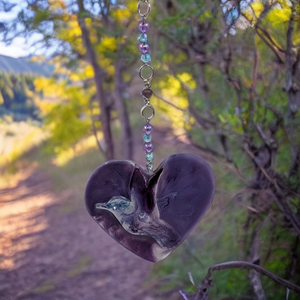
<box><xmin>247</xmin><ymin>223</ymin><xmax>267</xmax><ymax>300</ymax></box>
<box><xmin>286</xmin><ymin>5</ymin><xmax>300</xmax><ymax>177</ymax></box>
<box><xmin>286</xmin><ymin>8</ymin><xmax>300</xmax><ymax>116</ymax></box>
<box><xmin>77</xmin><ymin>0</ymin><xmax>114</xmax><ymax>160</ymax></box>
<box><xmin>114</xmin><ymin>59</ymin><xmax>133</xmax><ymax>159</ymax></box>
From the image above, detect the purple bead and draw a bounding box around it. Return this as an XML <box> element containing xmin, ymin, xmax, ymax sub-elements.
<box><xmin>143</xmin><ymin>124</ymin><xmax>153</xmax><ymax>135</ymax></box>
<box><xmin>139</xmin><ymin>43</ymin><xmax>150</xmax><ymax>54</ymax></box>
<box><xmin>144</xmin><ymin>143</ymin><xmax>153</xmax><ymax>153</ymax></box>
<box><xmin>139</xmin><ymin>20</ymin><xmax>150</xmax><ymax>33</ymax></box>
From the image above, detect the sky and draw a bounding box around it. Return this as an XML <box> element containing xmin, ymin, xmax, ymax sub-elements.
<box><xmin>0</xmin><ymin>0</ymin><xmax>118</xmax><ymax>58</ymax></box>
<box><xmin>0</xmin><ymin>38</ymin><xmax>33</xmax><ymax>58</ymax></box>
<box><xmin>0</xmin><ymin>2</ymin><xmax>33</xmax><ymax>58</ymax></box>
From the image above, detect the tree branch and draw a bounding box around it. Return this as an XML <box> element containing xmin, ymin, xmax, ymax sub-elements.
<box><xmin>201</xmin><ymin>261</ymin><xmax>300</xmax><ymax>294</ymax></box>
<box><xmin>286</xmin><ymin>5</ymin><xmax>299</xmax><ymax>115</ymax></box>
<box><xmin>255</xmin><ymin>28</ymin><xmax>284</xmax><ymax>63</ymax></box>
<box><xmin>153</xmin><ymin>92</ymin><xmax>186</xmax><ymax>111</ymax></box>
<box><xmin>158</xmin><ymin>30</ymin><xmax>189</xmax><ymax>54</ymax></box>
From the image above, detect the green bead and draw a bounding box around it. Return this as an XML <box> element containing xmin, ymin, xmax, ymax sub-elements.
<box><xmin>141</xmin><ymin>53</ymin><xmax>151</xmax><ymax>63</ymax></box>
<box><xmin>143</xmin><ymin>134</ymin><xmax>152</xmax><ymax>143</ymax></box>
<box><xmin>146</xmin><ymin>152</ymin><xmax>153</xmax><ymax>161</ymax></box>
<box><xmin>148</xmin><ymin>163</ymin><xmax>154</xmax><ymax>171</ymax></box>
<box><xmin>138</xmin><ymin>33</ymin><xmax>147</xmax><ymax>43</ymax></box>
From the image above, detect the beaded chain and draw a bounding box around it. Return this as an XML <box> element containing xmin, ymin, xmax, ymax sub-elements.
<box><xmin>137</xmin><ymin>0</ymin><xmax>155</xmax><ymax>173</ymax></box>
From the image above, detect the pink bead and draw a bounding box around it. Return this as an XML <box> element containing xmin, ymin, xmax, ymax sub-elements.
<box><xmin>139</xmin><ymin>20</ymin><xmax>150</xmax><ymax>33</ymax></box>
<box><xmin>139</xmin><ymin>43</ymin><xmax>150</xmax><ymax>54</ymax></box>
<box><xmin>143</xmin><ymin>124</ymin><xmax>153</xmax><ymax>135</ymax></box>
<box><xmin>144</xmin><ymin>143</ymin><xmax>153</xmax><ymax>153</ymax></box>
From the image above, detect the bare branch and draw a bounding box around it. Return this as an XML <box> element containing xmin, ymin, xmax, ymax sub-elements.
<box><xmin>256</xmin><ymin>24</ymin><xmax>285</xmax><ymax>52</ymax></box>
<box><xmin>255</xmin><ymin>28</ymin><xmax>285</xmax><ymax>63</ymax></box>
<box><xmin>153</xmin><ymin>92</ymin><xmax>186</xmax><ymax>111</ymax></box>
<box><xmin>158</xmin><ymin>29</ymin><xmax>189</xmax><ymax>54</ymax></box>
<box><xmin>179</xmin><ymin>290</ymin><xmax>190</xmax><ymax>300</ymax></box>
<box><xmin>243</xmin><ymin>144</ymin><xmax>277</xmax><ymax>186</ymax></box>
<box><xmin>250</xmin><ymin>45</ymin><xmax>259</xmax><ymax>99</ymax></box>
<box><xmin>241</xmin><ymin>4</ymin><xmax>285</xmax><ymax>63</ymax></box>
<box><xmin>286</xmin><ymin>5</ymin><xmax>299</xmax><ymax>115</ymax></box>
<box><xmin>184</xmin><ymin>242</ymin><xmax>206</xmax><ymax>268</ymax></box>
<box><xmin>187</xmin><ymin>132</ymin><xmax>225</xmax><ymax>159</ymax></box>
<box><xmin>204</xmin><ymin>261</ymin><xmax>300</xmax><ymax>294</ymax></box>
<box><xmin>247</xmin><ymin>223</ymin><xmax>266</xmax><ymax>300</ymax></box>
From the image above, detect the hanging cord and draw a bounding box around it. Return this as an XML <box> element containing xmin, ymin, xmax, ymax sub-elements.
<box><xmin>137</xmin><ymin>0</ymin><xmax>155</xmax><ymax>172</ymax></box>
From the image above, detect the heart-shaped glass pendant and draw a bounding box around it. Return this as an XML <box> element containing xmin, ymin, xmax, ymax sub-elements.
<box><xmin>85</xmin><ymin>153</ymin><xmax>215</xmax><ymax>262</ymax></box>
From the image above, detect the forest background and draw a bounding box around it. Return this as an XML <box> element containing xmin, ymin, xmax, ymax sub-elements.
<box><xmin>0</xmin><ymin>0</ymin><xmax>300</xmax><ymax>299</ymax></box>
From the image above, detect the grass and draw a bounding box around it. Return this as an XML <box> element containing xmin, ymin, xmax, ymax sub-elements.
<box><xmin>33</xmin><ymin>280</ymin><xmax>55</xmax><ymax>294</ymax></box>
<box><xmin>0</xmin><ymin>122</ymin><xmax>45</xmax><ymax>169</ymax></box>
<box><xmin>146</xmin><ymin>196</ymin><xmax>250</xmax><ymax>297</ymax></box>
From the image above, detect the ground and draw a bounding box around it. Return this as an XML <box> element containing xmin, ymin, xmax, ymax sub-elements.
<box><xmin>0</xmin><ymin>167</ymin><xmax>156</xmax><ymax>300</ymax></box>
<box><xmin>0</xmin><ymin>126</ymin><xmax>199</xmax><ymax>300</ymax></box>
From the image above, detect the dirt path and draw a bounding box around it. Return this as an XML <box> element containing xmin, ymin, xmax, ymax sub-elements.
<box><xmin>0</xmin><ymin>168</ymin><xmax>155</xmax><ymax>300</ymax></box>
<box><xmin>0</xmin><ymin>126</ymin><xmax>208</xmax><ymax>300</ymax></box>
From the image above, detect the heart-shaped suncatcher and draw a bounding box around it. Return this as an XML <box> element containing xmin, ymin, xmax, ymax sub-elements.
<box><xmin>85</xmin><ymin>154</ymin><xmax>215</xmax><ymax>262</ymax></box>
<box><xmin>85</xmin><ymin>1</ymin><xmax>215</xmax><ymax>262</ymax></box>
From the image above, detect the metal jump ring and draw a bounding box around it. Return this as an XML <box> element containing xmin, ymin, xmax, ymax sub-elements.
<box><xmin>138</xmin><ymin>1</ymin><xmax>151</xmax><ymax>18</ymax></box>
<box><xmin>139</xmin><ymin>64</ymin><xmax>154</xmax><ymax>82</ymax></box>
<box><xmin>141</xmin><ymin>103</ymin><xmax>155</xmax><ymax>122</ymax></box>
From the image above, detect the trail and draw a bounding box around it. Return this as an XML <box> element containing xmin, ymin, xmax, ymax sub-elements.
<box><xmin>0</xmin><ymin>126</ymin><xmax>207</xmax><ymax>300</ymax></box>
<box><xmin>0</xmin><ymin>168</ymin><xmax>154</xmax><ymax>300</ymax></box>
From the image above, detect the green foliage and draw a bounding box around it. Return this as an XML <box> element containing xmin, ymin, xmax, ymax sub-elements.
<box><xmin>0</xmin><ymin>72</ymin><xmax>41</xmax><ymax>121</ymax></box>
<box><xmin>45</xmin><ymin>102</ymin><xmax>90</xmax><ymax>152</ymax></box>
<box><xmin>44</xmin><ymin>84</ymin><xmax>91</xmax><ymax>153</ymax></box>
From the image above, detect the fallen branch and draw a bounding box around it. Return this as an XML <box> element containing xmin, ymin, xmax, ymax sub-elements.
<box><xmin>199</xmin><ymin>261</ymin><xmax>300</xmax><ymax>296</ymax></box>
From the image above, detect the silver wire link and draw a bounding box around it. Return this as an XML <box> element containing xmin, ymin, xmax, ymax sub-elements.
<box><xmin>139</xmin><ymin>64</ymin><xmax>154</xmax><ymax>86</ymax></box>
<box><xmin>141</xmin><ymin>103</ymin><xmax>155</xmax><ymax>123</ymax></box>
<box><xmin>138</xmin><ymin>0</ymin><xmax>151</xmax><ymax>18</ymax></box>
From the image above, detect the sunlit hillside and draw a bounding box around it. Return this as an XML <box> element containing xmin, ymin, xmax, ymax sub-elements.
<box><xmin>0</xmin><ymin>54</ymin><xmax>54</xmax><ymax>76</ymax></box>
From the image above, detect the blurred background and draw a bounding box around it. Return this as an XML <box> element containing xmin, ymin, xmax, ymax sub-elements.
<box><xmin>0</xmin><ymin>0</ymin><xmax>299</xmax><ymax>299</ymax></box>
